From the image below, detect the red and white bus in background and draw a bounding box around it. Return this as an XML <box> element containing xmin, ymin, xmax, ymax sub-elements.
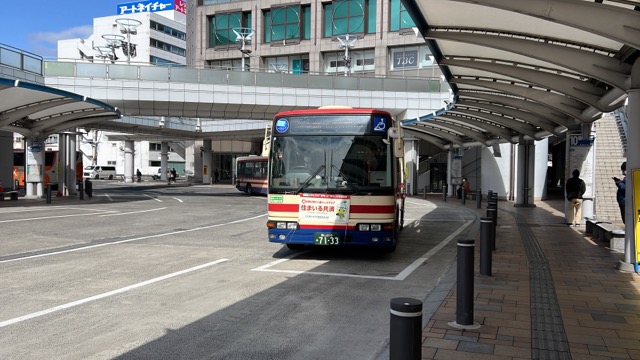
<box><xmin>266</xmin><ymin>107</ymin><xmax>405</xmax><ymax>252</ymax></box>
<box><xmin>235</xmin><ymin>156</ymin><xmax>268</xmax><ymax>195</ymax></box>
<box><xmin>13</xmin><ymin>150</ymin><xmax>83</xmax><ymax>188</ymax></box>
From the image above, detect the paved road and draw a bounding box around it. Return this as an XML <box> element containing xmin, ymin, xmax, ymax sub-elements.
<box><xmin>0</xmin><ymin>182</ymin><xmax>478</xmax><ymax>359</ymax></box>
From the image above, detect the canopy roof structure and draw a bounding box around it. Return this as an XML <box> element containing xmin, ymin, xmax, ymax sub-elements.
<box><xmin>402</xmin><ymin>0</ymin><xmax>639</xmax><ymax>148</ymax></box>
<box><xmin>0</xmin><ymin>77</ymin><xmax>120</xmax><ymax>139</ymax></box>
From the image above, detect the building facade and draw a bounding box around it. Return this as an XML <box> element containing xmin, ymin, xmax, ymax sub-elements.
<box><xmin>188</xmin><ymin>0</ymin><xmax>440</xmax><ymax>80</ymax></box>
<box><xmin>58</xmin><ymin>0</ymin><xmax>187</xmax><ymax>66</ymax></box>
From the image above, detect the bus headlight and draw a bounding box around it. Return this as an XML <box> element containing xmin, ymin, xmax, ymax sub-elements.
<box><xmin>358</xmin><ymin>224</ymin><xmax>370</xmax><ymax>231</ymax></box>
<box><xmin>370</xmin><ymin>224</ymin><xmax>382</xmax><ymax>231</ymax></box>
<box><xmin>286</xmin><ymin>222</ymin><xmax>298</xmax><ymax>230</ymax></box>
<box><xmin>276</xmin><ymin>222</ymin><xmax>287</xmax><ymax>229</ymax></box>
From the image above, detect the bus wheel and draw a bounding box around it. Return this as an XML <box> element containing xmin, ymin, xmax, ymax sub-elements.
<box><xmin>287</xmin><ymin>244</ymin><xmax>304</xmax><ymax>251</ymax></box>
<box><xmin>108</xmin><ymin>175</ymin><xmax>113</xmax><ymax>180</ymax></box>
<box><xmin>245</xmin><ymin>183</ymin><xmax>252</xmax><ymax>195</ymax></box>
<box><xmin>95</xmin><ymin>174</ymin><xmax>99</xmax><ymax>180</ymax></box>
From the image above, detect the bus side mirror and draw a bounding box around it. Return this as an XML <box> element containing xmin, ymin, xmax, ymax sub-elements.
<box><xmin>387</xmin><ymin>127</ymin><xmax>404</xmax><ymax>158</ymax></box>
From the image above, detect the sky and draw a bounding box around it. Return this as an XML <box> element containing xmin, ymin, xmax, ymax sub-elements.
<box><xmin>0</xmin><ymin>0</ymin><xmax>130</xmax><ymax>59</ymax></box>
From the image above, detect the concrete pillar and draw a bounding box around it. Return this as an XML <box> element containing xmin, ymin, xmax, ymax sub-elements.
<box><xmin>623</xmin><ymin>59</ymin><xmax>640</xmax><ymax>265</ymax></box>
<box><xmin>161</xmin><ymin>141</ymin><xmax>169</xmax><ymax>181</ymax></box>
<box><xmin>0</xmin><ymin>131</ymin><xmax>12</xmax><ymax>191</ymax></box>
<box><xmin>515</xmin><ymin>140</ymin><xmax>535</xmax><ymax>207</ymax></box>
<box><xmin>123</xmin><ymin>140</ymin><xmax>134</xmax><ymax>183</ymax></box>
<box><xmin>202</xmin><ymin>140</ymin><xmax>212</xmax><ymax>184</ymax></box>
<box><xmin>446</xmin><ymin>150</ymin><xmax>453</xmax><ymax>197</ymax></box>
<box><xmin>534</xmin><ymin>138</ymin><xmax>548</xmax><ymax>201</ymax></box>
<box><xmin>68</xmin><ymin>133</ymin><xmax>77</xmax><ymax>196</ymax></box>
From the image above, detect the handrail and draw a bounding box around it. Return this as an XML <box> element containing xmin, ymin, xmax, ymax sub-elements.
<box><xmin>43</xmin><ymin>60</ymin><xmax>449</xmax><ymax>93</ymax></box>
<box><xmin>0</xmin><ymin>43</ymin><xmax>44</xmax><ymax>75</ymax></box>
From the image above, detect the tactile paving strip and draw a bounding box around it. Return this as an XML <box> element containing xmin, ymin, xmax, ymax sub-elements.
<box><xmin>508</xmin><ymin>210</ymin><xmax>572</xmax><ymax>360</ymax></box>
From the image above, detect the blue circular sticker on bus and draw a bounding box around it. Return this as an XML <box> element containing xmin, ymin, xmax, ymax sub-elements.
<box><xmin>275</xmin><ymin>118</ymin><xmax>289</xmax><ymax>133</ymax></box>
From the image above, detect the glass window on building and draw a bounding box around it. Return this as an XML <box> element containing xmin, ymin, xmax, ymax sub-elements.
<box><xmin>323</xmin><ymin>49</ymin><xmax>374</xmax><ymax>75</ymax></box>
<box><xmin>150</xmin><ymin>20</ymin><xmax>186</xmax><ymax>40</ymax></box>
<box><xmin>264</xmin><ymin>55</ymin><xmax>309</xmax><ymax>74</ymax></box>
<box><xmin>208</xmin><ymin>58</ymin><xmax>246</xmax><ymax>71</ymax></box>
<box><xmin>263</xmin><ymin>5</ymin><xmax>311</xmax><ymax>43</ymax></box>
<box><xmin>389</xmin><ymin>45</ymin><xmax>437</xmax><ymax>77</ymax></box>
<box><xmin>209</xmin><ymin>11</ymin><xmax>252</xmax><ymax>48</ymax></box>
<box><xmin>389</xmin><ymin>0</ymin><xmax>416</xmax><ymax>32</ymax></box>
<box><xmin>323</xmin><ymin>0</ymin><xmax>376</xmax><ymax>38</ymax></box>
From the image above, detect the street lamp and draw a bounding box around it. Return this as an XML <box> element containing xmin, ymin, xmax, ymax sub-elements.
<box><xmin>233</xmin><ymin>27</ymin><xmax>254</xmax><ymax>71</ymax></box>
<box><xmin>336</xmin><ymin>34</ymin><xmax>357</xmax><ymax>77</ymax></box>
<box><xmin>115</xmin><ymin>18</ymin><xmax>141</xmax><ymax>64</ymax></box>
<box><xmin>102</xmin><ymin>34</ymin><xmax>125</xmax><ymax>62</ymax></box>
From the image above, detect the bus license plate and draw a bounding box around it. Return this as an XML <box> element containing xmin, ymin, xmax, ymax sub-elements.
<box><xmin>314</xmin><ymin>233</ymin><xmax>340</xmax><ymax>245</ymax></box>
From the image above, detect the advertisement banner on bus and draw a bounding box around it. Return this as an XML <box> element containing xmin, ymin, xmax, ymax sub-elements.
<box><xmin>299</xmin><ymin>194</ymin><xmax>350</xmax><ymax>223</ymax></box>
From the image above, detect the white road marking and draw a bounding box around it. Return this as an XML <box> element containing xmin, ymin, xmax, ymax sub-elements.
<box><xmin>0</xmin><ymin>211</ymin><xmax>117</xmax><ymax>223</ymax></box>
<box><xmin>0</xmin><ymin>259</ymin><xmax>229</xmax><ymax>328</ymax></box>
<box><xmin>395</xmin><ymin>219</ymin><xmax>472</xmax><ymax>280</ymax></box>
<box><xmin>172</xmin><ymin>197</ymin><xmax>183</xmax><ymax>203</ymax></box>
<box><xmin>0</xmin><ymin>214</ymin><xmax>266</xmax><ymax>264</ymax></box>
<box><xmin>252</xmin><ymin>219</ymin><xmax>474</xmax><ymax>281</ymax></box>
<box><xmin>143</xmin><ymin>194</ymin><xmax>162</xmax><ymax>202</ymax></box>
<box><xmin>99</xmin><ymin>207</ymin><xmax>167</xmax><ymax>217</ymax></box>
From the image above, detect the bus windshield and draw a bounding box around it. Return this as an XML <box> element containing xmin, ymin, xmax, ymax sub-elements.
<box><xmin>269</xmin><ymin>135</ymin><xmax>391</xmax><ymax>194</ymax></box>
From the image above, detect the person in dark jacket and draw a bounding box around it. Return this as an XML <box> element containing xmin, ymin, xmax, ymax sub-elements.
<box><xmin>613</xmin><ymin>161</ymin><xmax>626</xmax><ymax>224</ymax></box>
<box><xmin>565</xmin><ymin>169</ymin><xmax>586</xmax><ymax>227</ymax></box>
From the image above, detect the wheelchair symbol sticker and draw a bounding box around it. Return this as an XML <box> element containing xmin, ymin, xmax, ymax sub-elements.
<box><xmin>373</xmin><ymin>117</ymin><xmax>386</xmax><ymax>132</ymax></box>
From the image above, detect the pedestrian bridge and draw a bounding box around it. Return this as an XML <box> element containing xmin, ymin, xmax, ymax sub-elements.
<box><xmin>39</xmin><ymin>61</ymin><xmax>450</xmax><ymax>139</ymax></box>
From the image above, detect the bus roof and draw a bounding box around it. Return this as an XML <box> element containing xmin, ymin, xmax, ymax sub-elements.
<box><xmin>274</xmin><ymin>108</ymin><xmax>392</xmax><ymax>118</ymax></box>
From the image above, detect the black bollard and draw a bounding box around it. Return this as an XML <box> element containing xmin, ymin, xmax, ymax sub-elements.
<box><xmin>456</xmin><ymin>240</ymin><xmax>475</xmax><ymax>326</ymax></box>
<box><xmin>424</xmin><ymin>185</ymin><xmax>427</xmax><ymax>200</ymax></box>
<box><xmin>79</xmin><ymin>182</ymin><xmax>84</xmax><ymax>200</ymax></box>
<box><xmin>487</xmin><ymin>207</ymin><xmax>497</xmax><ymax>251</ymax></box>
<box><xmin>461</xmin><ymin>190</ymin><xmax>466</xmax><ymax>205</ymax></box>
<box><xmin>487</xmin><ymin>190</ymin><xmax>493</xmax><ymax>204</ymax></box>
<box><xmin>476</xmin><ymin>189</ymin><xmax>482</xmax><ymax>209</ymax></box>
<box><xmin>390</xmin><ymin>297</ymin><xmax>422</xmax><ymax>360</ymax></box>
<box><xmin>46</xmin><ymin>184</ymin><xmax>52</xmax><ymax>204</ymax></box>
<box><xmin>442</xmin><ymin>184</ymin><xmax>447</xmax><ymax>202</ymax></box>
<box><xmin>480</xmin><ymin>218</ymin><xmax>493</xmax><ymax>276</ymax></box>
<box><xmin>84</xmin><ymin>179</ymin><xmax>93</xmax><ymax>198</ymax></box>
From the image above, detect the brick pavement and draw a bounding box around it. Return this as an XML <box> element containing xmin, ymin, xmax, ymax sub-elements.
<box><xmin>420</xmin><ymin>196</ymin><xmax>640</xmax><ymax>360</ymax></box>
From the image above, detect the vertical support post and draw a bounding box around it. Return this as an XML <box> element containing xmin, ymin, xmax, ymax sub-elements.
<box><xmin>46</xmin><ymin>184</ymin><xmax>52</xmax><ymax>204</ymax></box>
<box><xmin>424</xmin><ymin>185</ymin><xmax>427</xmax><ymax>200</ymax></box>
<box><xmin>487</xmin><ymin>206</ymin><xmax>497</xmax><ymax>251</ymax></box>
<box><xmin>79</xmin><ymin>181</ymin><xmax>84</xmax><ymax>200</ymax></box>
<box><xmin>456</xmin><ymin>240</ymin><xmax>475</xmax><ymax>326</ymax></box>
<box><xmin>442</xmin><ymin>183</ymin><xmax>447</xmax><ymax>202</ymax></box>
<box><xmin>487</xmin><ymin>190</ymin><xmax>493</xmax><ymax>207</ymax></box>
<box><xmin>461</xmin><ymin>188</ymin><xmax>466</xmax><ymax>205</ymax></box>
<box><xmin>480</xmin><ymin>218</ymin><xmax>493</xmax><ymax>276</ymax></box>
<box><xmin>476</xmin><ymin>189</ymin><xmax>482</xmax><ymax>209</ymax></box>
<box><xmin>389</xmin><ymin>297</ymin><xmax>423</xmax><ymax>360</ymax></box>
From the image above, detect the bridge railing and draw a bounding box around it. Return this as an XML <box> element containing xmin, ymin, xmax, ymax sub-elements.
<box><xmin>43</xmin><ymin>60</ymin><xmax>449</xmax><ymax>93</ymax></box>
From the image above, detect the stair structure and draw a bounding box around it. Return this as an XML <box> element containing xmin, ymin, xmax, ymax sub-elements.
<box><xmin>593</xmin><ymin>112</ymin><xmax>626</xmax><ymax>226</ymax></box>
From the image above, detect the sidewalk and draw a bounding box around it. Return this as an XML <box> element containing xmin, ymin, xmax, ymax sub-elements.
<box><xmin>420</xmin><ymin>195</ymin><xmax>640</xmax><ymax>359</ymax></box>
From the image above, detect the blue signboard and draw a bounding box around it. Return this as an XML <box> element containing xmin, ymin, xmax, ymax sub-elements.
<box><xmin>275</xmin><ymin>119</ymin><xmax>289</xmax><ymax>133</ymax></box>
<box><xmin>117</xmin><ymin>1</ymin><xmax>174</xmax><ymax>15</ymax></box>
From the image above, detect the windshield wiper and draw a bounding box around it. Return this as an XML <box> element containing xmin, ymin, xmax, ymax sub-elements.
<box><xmin>331</xmin><ymin>165</ymin><xmax>359</xmax><ymax>192</ymax></box>
<box><xmin>295</xmin><ymin>165</ymin><xmax>326</xmax><ymax>194</ymax></box>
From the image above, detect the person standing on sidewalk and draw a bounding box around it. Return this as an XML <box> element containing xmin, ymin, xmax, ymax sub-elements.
<box><xmin>565</xmin><ymin>169</ymin><xmax>586</xmax><ymax>227</ymax></box>
<box><xmin>613</xmin><ymin>161</ymin><xmax>626</xmax><ymax>224</ymax></box>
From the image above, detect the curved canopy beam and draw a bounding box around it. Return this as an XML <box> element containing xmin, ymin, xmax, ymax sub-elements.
<box><xmin>453</xmin><ymin>0</ymin><xmax>640</xmax><ymax>49</ymax></box>
<box><xmin>452</xmin><ymin>78</ymin><xmax>587</xmax><ymax>121</ymax></box>
<box><xmin>426</xmin><ymin>30</ymin><xmax>631</xmax><ymax>90</ymax></box>
<box><xmin>438</xmin><ymin>113</ymin><xmax>516</xmax><ymax>143</ymax></box>
<box><xmin>440</xmin><ymin>57</ymin><xmax>607</xmax><ymax>109</ymax></box>
<box><xmin>450</xmin><ymin>105</ymin><xmax>540</xmax><ymax>139</ymax></box>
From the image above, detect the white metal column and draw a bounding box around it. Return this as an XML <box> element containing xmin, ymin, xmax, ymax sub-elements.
<box><xmin>123</xmin><ymin>140</ymin><xmax>134</xmax><ymax>183</ymax></box>
<box><xmin>623</xmin><ymin>59</ymin><xmax>639</xmax><ymax>265</ymax></box>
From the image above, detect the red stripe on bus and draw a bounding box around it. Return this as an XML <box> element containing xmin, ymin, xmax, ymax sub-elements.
<box><xmin>268</xmin><ymin>204</ymin><xmax>394</xmax><ymax>214</ymax></box>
